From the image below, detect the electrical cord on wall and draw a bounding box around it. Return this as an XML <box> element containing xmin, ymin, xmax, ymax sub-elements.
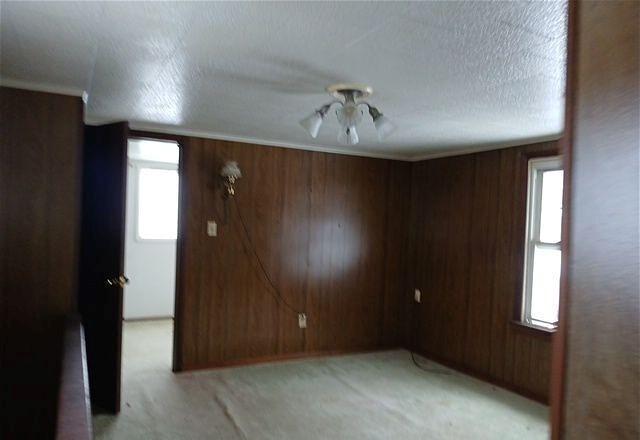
<box><xmin>231</xmin><ymin>195</ymin><xmax>447</xmax><ymax>372</ymax></box>
<box><xmin>410</xmin><ymin>351</ymin><xmax>452</xmax><ymax>375</ymax></box>
<box><xmin>231</xmin><ymin>195</ymin><xmax>449</xmax><ymax>369</ymax></box>
<box><xmin>408</xmin><ymin>301</ymin><xmax>452</xmax><ymax>375</ymax></box>
<box><xmin>230</xmin><ymin>197</ymin><xmax>304</xmax><ymax>317</ymax></box>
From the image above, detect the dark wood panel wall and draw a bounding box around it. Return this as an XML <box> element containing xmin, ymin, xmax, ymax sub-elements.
<box><xmin>406</xmin><ymin>140</ymin><xmax>560</xmax><ymax>402</ymax></box>
<box><xmin>175</xmin><ymin>137</ymin><xmax>411</xmax><ymax>370</ymax></box>
<box><xmin>0</xmin><ymin>87</ymin><xmax>84</xmax><ymax>438</ymax></box>
<box><xmin>174</xmin><ymin>134</ymin><xmax>556</xmax><ymax>403</ymax></box>
<box><xmin>561</xmin><ymin>1</ymin><xmax>639</xmax><ymax>438</ymax></box>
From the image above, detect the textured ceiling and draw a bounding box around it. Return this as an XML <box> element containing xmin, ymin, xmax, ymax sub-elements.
<box><xmin>0</xmin><ymin>1</ymin><xmax>567</xmax><ymax>160</ymax></box>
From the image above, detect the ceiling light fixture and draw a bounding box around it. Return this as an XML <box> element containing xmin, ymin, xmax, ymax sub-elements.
<box><xmin>299</xmin><ymin>84</ymin><xmax>395</xmax><ymax>145</ymax></box>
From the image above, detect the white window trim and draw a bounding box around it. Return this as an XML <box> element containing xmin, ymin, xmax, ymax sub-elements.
<box><xmin>131</xmin><ymin>159</ymin><xmax>179</xmax><ymax>243</ymax></box>
<box><xmin>521</xmin><ymin>156</ymin><xmax>562</xmax><ymax>330</ymax></box>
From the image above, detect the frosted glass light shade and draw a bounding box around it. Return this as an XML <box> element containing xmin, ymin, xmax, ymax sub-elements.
<box><xmin>373</xmin><ymin>115</ymin><xmax>395</xmax><ymax>140</ymax></box>
<box><xmin>299</xmin><ymin>111</ymin><xmax>324</xmax><ymax>138</ymax></box>
<box><xmin>338</xmin><ymin>126</ymin><xmax>359</xmax><ymax>145</ymax></box>
<box><xmin>336</xmin><ymin>103</ymin><xmax>363</xmax><ymax>128</ymax></box>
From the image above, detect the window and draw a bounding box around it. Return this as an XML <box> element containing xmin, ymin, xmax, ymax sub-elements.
<box><xmin>137</xmin><ymin>167</ymin><xmax>179</xmax><ymax>240</ymax></box>
<box><xmin>522</xmin><ymin>157</ymin><xmax>563</xmax><ymax>330</ymax></box>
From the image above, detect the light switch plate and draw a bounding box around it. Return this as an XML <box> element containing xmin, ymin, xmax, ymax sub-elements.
<box><xmin>298</xmin><ymin>313</ymin><xmax>307</xmax><ymax>329</ymax></box>
<box><xmin>207</xmin><ymin>220</ymin><xmax>217</xmax><ymax>237</ymax></box>
<box><xmin>414</xmin><ymin>289</ymin><xmax>421</xmax><ymax>303</ymax></box>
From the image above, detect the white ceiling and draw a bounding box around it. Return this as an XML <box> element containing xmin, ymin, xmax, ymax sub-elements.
<box><xmin>0</xmin><ymin>1</ymin><xmax>567</xmax><ymax>160</ymax></box>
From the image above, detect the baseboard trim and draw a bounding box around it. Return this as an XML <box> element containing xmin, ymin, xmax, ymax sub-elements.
<box><xmin>407</xmin><ymin>346</ymin><xmax>549</xmax><ymax>405</ymax></box>
<box><xmin>178</xmin><ymin>346</ymin><xmax>402</xmax><ymax>373</ymax></box>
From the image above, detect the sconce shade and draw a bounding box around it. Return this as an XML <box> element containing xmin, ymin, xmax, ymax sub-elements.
<box><xmin>299</xmin><ymin>111</ymin><xmax>324</xmax><ymax>138</ymax></box>
<box><xmin>221</xmin><ymin>161</ymin><xmax>242</xmax><ymax>198</ymax></box>
<box><xmin>221</xmin><ymin>161</ymin><xmax>242</xmax><ymax>179</ymax></box>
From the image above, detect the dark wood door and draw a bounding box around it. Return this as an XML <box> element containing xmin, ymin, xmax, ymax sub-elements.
<box><xmin>78</xmin><ymin>122</ymin><xmax>129</xmax><ymax>413</ymax></box>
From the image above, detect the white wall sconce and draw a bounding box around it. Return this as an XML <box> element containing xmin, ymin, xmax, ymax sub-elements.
<box><xmin>220</xmin><ymin>161</ymin><xmax>242</xmax><ymax>197</ymax></box>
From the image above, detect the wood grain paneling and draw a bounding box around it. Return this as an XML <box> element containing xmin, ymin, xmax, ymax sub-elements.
<box><xmin>407</xmin><ymin>140</ymin><xmax>559</xmax><ymax>402</ymax></box>
<box><xmin>562</xmin><ymin>1</ymin><xmax>639</xmax><ymax>438</ymax></box>
<box><xmin>550</xmin><ymin>0</ymin><xmax>576</xmax><ymax>435</ymax></box>
<box><xmin>0</xmin><ymin>87</ymin><xmax>83</xmax><ymax>438</ymax></box>
<box><xmin>175</xmin><ymin>138</ymin><xmax>410</xmax><ymax>370</ymax></box>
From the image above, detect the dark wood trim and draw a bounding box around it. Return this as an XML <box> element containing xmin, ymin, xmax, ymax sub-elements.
<box><xmin>56</xmin><ymin>317</ymin><xmax>92</xmax><ymax>440</ymax></box>
<box><xmin>410</xmin><ymin>347</ymin><xmax>549</xmax><ymax>405</ymax></box>
<box><xmin>129</xmin><ymin>129</ymin><xmax>186</xmax><ymax>144</ymax></box>
<box><xmin>181</xmin><ymin>347</ymin><xmax>402</xmax><ymax>372</ymax></box>
<box><xmin>510</xmin><ymin>320</ymin><xmax>555</xmax><ymax>339</ymax></box>
<box><xmin>551</xmin><ymin>1</ymin><xmax>577</xmax><ymax>438</ymax></box>
<box><xmin>172</xmin><ymin>137</ymin><xmax>187</xmax><ymax>372</ymax></box>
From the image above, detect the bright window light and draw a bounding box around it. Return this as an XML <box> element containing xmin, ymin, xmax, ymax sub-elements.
<box><xmin>137</xmin><ymin>168</ymin><xmax>179</xmax><ymax>240</ymax></box>
<box><xmin>522</xmin><ymin>157</ymin><xmax>563</xmax><ymax>330</ymax></box>
<box><xmin>128</xmin><ymin>139</ymin><xmax>179</xmax><ymax>164</ymax></box>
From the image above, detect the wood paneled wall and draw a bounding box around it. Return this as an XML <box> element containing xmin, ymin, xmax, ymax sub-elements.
<box><xmin>174</xmin><ymin>133</ymin><xmax>557</xmax><ymax>402</ymax></box>
<box><xmin>562</xmin><ymin>1</ymin><xmax>639</xmax><ymax>437</ymax></box>
<box><xmin>0</xmin><ymin>87</ymin><xmax>83</xmax><ymax>438</ymax></box>
<box><xmin>407</xmin><ymin>140</ymin><xmax>559</xmax><ymax>402</ymax></box>
<box><xmin>175</xmin><ymin>137</ymin><xmax>411</xmax><ymax>370</ymax></box>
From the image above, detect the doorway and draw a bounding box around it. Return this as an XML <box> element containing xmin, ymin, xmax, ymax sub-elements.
<box><xmin>122</xmin><ymin>137</ymin><xmax>180</xmax><ymax>378</ymax></box>
<box><xmin>79</xmin><ymin>123</ymin><xmax>183</xmax><ymax>414</ymax></box>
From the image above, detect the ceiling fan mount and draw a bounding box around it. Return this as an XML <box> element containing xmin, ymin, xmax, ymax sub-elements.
<box><xmin>325</xmin><ymin>83</ymin><xmax>373</xmax><ymax>100</ymax></box>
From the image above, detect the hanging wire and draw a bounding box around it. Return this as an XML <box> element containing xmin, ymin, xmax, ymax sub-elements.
<box><xmin>232</xmin><ymin>195</ymin><xmax>448</xmax><ymax>371</ymax></box>
<box><xmin>230</xmin><ymin>183</ymin><xmax>454</xmax><ymax>372</ymax></box>
<box><xmin>230</xmin><ymin>197</ymin><xmax>303</xmax><ymax>316</ymax></box>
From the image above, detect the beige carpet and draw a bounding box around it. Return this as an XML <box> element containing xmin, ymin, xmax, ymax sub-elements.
<box><xmin>93</xmin><ymin>320</ymin><xmax>549</xmax><ymax>439</ymax></box>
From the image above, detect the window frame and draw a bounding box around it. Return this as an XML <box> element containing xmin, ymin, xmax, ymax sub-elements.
<box><xmin>131</xmin><ymin>159</ymin><xmax>180</xmax><ymax>243</ymax></box>
<box><xmin>521</xmin><ymin>155</ymin><xmax>563</xmax><ymax>331</ymax></box>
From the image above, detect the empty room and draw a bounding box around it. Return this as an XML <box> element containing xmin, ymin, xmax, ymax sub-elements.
<box><xmin>1</xmin><ymin>1</ymin><xmax>638</xmax><ymax>440</ymax></box>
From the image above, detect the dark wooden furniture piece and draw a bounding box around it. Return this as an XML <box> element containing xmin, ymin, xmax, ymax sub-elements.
<box><xmin>56</xmin><ymin>317</ymin><xmax>92</xmax><ymax>440</ymax></box>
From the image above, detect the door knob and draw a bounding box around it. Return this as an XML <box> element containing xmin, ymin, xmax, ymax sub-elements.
<box><xmin>105</xmin><ymin>275</ymin><xmax>129</xmax><ymax>288</ymax></box>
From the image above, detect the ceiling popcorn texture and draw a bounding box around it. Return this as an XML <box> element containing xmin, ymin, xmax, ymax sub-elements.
<box><xmin>0</xmin><ymin>1</ymin><xmax>567</xmax><ymax>160</ymax></box>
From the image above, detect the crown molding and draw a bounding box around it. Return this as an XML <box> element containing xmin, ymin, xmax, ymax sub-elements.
<box><xmin>0</xmin><ymin>77</ymin><xmax>86</xmax><ymax>98</ymax></box>
<box><xmin>95</xmin><ymin>120</ymin><xmax>564</xmax><ymax>163</ymax></box>
<box><xmin>122</xmin><ymin>121</ymin><xmax>414</xmax><ymax>162</ymax></box>
<box><xmin>408</xmin><ymin>133</ymin><xmax>563</xmax><ymax>162</ymax></box>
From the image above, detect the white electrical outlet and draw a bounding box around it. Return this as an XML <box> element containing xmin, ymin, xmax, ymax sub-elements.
<box><xmin>207</xmin><ymin>220</ymin><xmax>217</xmax><ymax>237</ymax></box>
<box><xmin>298</xmin><ymin>313</ymin><xmax>307</xmax><ymax>329</ymax></box>
<box><xmin>414</xmin><ymin>289</ymin><xmax>421</xmax><ymax>303</ymax></box>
